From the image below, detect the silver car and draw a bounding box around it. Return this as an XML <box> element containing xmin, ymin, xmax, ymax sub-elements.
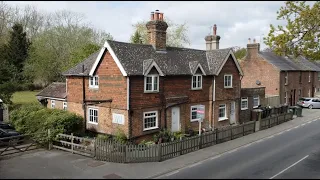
<box><xmin>297</xmin><ymin>97</ymin><xmax>320</xmax><ymax>109</ymax></box>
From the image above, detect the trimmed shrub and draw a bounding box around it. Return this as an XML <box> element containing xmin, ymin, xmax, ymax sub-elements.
<box><xmin>9</xmin><ymin>103</ymin><xmax>83</xmax><ymax>146</ymax></box>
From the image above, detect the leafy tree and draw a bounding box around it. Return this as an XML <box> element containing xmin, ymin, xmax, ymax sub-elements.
<box><xmin>3</xmin><ymin>23</ymin><xmax>30</xmax><ymax>82</ymax></box>
<box><xmin>131</xmin><ymin>17</ymin><xmax>190</xmax><ymax>48</ymax></box>
<box><xmin>264</xmin><ymin>1</ymin><xmax>320</xmax><ymax>60</ymax></box>
<box><xmin>130</xmin><ymin>30</ymin><xmax>143</xmax><ymax>44</ymax></box>
<box><xmin>232</xmin><ymin>46</ymin><xmax>247</xmax><ymax>60</ymax></box>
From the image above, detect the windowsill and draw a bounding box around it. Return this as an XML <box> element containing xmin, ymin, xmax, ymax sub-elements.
<box><xmin>284</xmin><ymin>83</ymin><xmax>288</xmax><ymax>86</ymax></box>
<box><xmin>144</xmin><ymin>91</ymin><xmax>159</xmax><ymax>93</ymax></box>
<box><xmin>218</xmin><ymin>117</ymin><xmax>228</xmax><ymax>121</ymax></box>
<box><xmin>143</xmin><ymin>127</ymin><xmax>158</xmax><ymax>131</ymax></box>
<box><xmin>224</xmin><ymin>86</ymin><xmax>233</xmax><ymax>89</ymax></box>
<box><xmin>253</xmin><ymin>106</ymin><xmax>258</xmax><ymax>108</ymax></box>
<box><xmin>191</xmin><ymin>119</ymin><xmax>201</xmax><ymax>122</ymax></box>
<box><xmin>88</xmin><ymin>121</ymin><xmax>98</xmax><ymax>125</ymax></box>
<box><xmin>191</xmin><ymin>88</ymin><xmax>202</xmax><ymax>91</ymax></box>
<box><xmin>241</xmin><ymin>108</ymin><xmax>248</xmax><ymax>110</ymax></box>
<box><xmin>89</xmin><ymin>86</ymin><xmax>99</xmax><ymax>90</ymax></box>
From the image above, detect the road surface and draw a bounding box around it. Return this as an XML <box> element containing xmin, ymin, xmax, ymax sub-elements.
<box><xmin>157</xmin><ymin>118</ymin><xmax>320</xmax><ymax>179</ymax></box>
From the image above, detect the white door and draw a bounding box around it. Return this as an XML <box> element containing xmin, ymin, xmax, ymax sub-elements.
<box><xmin>230</xmin><ymin>101</ymin><xmax>236</xmax><ymax>124</ymax></box>
<box><xmin>171</xmin><ymin>107</ymin><xmax>180</xmax><ymax>132</ymax></box>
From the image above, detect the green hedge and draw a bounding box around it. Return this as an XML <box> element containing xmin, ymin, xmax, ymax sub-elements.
<box><xmin>9</xmin><ymin>103</ymin><xmax>83</xmax><ymax>146</ymax></box>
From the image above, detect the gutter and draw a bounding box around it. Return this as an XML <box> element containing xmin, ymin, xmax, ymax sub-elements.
<box><xmin>81</xmin><ymin>64</ymin><xmax>87</xmax><ymax>132</ymax></box>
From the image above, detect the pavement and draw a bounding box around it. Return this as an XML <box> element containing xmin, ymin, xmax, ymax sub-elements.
<box><xmin>1</xmin><ymin>109</ymin><xmax>320</xmax><ymax>179</ymax></box>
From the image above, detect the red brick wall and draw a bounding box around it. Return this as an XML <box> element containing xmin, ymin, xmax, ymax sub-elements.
<box><xmin>214</xmin><ymin>56</ymin><xmax>241</xmax><ymax>127</ymax></box>
<box><xmin>66</xmin><ymin>50</ymin><xmax>128</xmax><ymax>136</ymax></box>
<box><xmin>129</xmin><ymin>75</ymin><xmax>213</xmax><ymax>138</ymax></box>
<box><xmin>240</xmin><ymin>55</ymin><xmax>280</xmax><ymax>96</ymax></box>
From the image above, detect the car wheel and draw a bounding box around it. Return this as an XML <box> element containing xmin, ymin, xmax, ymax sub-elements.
<box><xmin>309</xmin><ymin>105</ymin><xmax>313</xmax><ymax>109</ymax></box>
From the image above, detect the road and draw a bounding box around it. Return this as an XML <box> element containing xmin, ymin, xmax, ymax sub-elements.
<box><xmin>157</xmin><ymin>118</ymin><xmax>320</xmax><ymax>179</ymax></box>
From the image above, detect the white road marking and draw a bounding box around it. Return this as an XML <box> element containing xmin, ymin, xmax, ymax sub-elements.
<box><xmin>301</xmin><ymin>123</ymin><xmax>306</xmax><ymax>126</ymax></box>
<box><xmin>277</xmin><ymin>132</ymin><xmax>283</xmax><ymax>135</ymax></box>
<box><xmin>210</xmin><ymin>154</ymin><xmax>222</xmax><ymax>160</ymax></box>
<box><xmin>227</xmin><ymin>149</ymin><xmax>238</xmax><ymax>154</ymax></box>
<box><xmin>256</xmin><ymin>139</ymin><xmax>264</xmax><ymax>143</ymax></box>
<box><xmin>188</xmin><ymin>161</ymin><xmax>203</xmax><ymax>168</ymax></box>
<box><xmin>266</xmin><ymin>135</ymin><xmax>275</xmax><ymax>139</ymax></box>
<box><xmin>269</xmin><ymin>155</ymin><xmax>309</xmax><ymax>179</ymax></box>
<box><xmin>307</xmin><ymin>121</ymin><xmax>312</xmax><ymax>124</ymax></box>
<box><xmin>242</xmin><ymin>143</ymin><xmax>252</xmax><ymax>148</ymax></box>
<box><xmin>286</xmin><ymin>129</ymin><xmax>292</xmax><ymax>132</ymax></box>
<box><xmin>165</xmin><ymin>170</ymin><xmax>180</xmax><ymax>177</ymax></box>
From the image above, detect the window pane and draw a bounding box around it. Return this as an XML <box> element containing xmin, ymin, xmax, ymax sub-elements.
<box><xmin>95</xmin><ymin>77</ymin><xmax>99</xmax><ymax>86</ymax></box>
<box><xmin>153</xmin><ymin>76</ymin><xmax>158</xmax><ymax>90</ymax></box>
<box><xmin>90</xmin><ymin>77</ymin><xmax>94</xmax><ymax>86</ymax></box>
<box><xmin>197</xmin><ymin>76</ymin><xmax>201</xmax><ymax>87</ymax></box>
<box><xmin>147</xmin><ymin>77</ymin><xmax>152</xmax><ymax>84</ymax></box>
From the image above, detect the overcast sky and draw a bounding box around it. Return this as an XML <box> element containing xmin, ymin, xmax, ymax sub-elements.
<box><xmin>7</xmin><ymin>1</ymin><xmax>287</xmax><ymax>50</ymax></box>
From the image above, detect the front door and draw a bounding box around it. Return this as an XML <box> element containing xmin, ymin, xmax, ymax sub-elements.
<box><xmin>171</xmin><ymin>107</ymin><xmax>180</xmax><ymax>132</ymax></box>
<box><xmin>230</xmin><ymin>101</ymin><xmax>236</xmax><ymax>125</ymax></box>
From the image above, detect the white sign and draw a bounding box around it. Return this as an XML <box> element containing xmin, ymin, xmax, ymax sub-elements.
<box><xmin>112</xmin><ymin>113</ymin><xmax>125</xmax><ymax>125</ymax></box>
<box><xmin>196</xmin><ymin>105</ymin><xmax>205</xmax><ymax>119</ymax></box>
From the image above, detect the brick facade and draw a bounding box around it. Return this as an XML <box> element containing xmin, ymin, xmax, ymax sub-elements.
<box><xmin>66</xmin><ymin>51</ymin><xmax>129</xmax><ymax>137</ymax></box>
<box><xmin>47</xmin><ymin>99</ymin><xmax>66</xmax><ymax>110</ymax></box>
<box><xmin>239</xmin><ymin>87</ymin><xmax>265</xmax><ymax>123</ymax></box>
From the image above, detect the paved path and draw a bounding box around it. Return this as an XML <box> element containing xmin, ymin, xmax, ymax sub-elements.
<box><xmin>157</xmin><ymin>116</ymin><xmax>320</xmax><ymax>179</ymax></box>
<box><xmin>1</xmin><ymin>109</ymin><xmax>320</xmax><ymax>179</ymax></box>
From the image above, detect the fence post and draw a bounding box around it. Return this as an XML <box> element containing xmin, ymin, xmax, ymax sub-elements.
<box><xmin>253</xmin><ymin>122</ymin><xmax>256</xmax><ymax>132</ymax></box>
<box><xmin>71</xmin><ymin>133</ymin><xmax>74</xmax><ymax>154</ymax></box>
<box><xmin>93</xmin><ymin>137</ymin><xmax>96</xmax><ymax>158</ymax></box>
<box><xmin>157</xmin><ymin>144</ymin><xmax>162</xmax><ymax>162</ymax></box>
<box><xmin>199</xmin><ymin>135</ymin><xmax>203</xmax><ymax>149</ymax></box>
<box><xmin>268</xmin><ymin>118</ymin><xmax>271</xmax><ymax>128</ymax></box>
<box><xmin>242</xmin><ymin>124</ymin><xmax>245</xmax><ymax>136</ymax></box>
<box><xmin>179</xmin><ymin>140</ymin><xmax>183</xmax><ymax>155</ymax></box>
<box><xmin>216</xmin><ymin>129</ymin><xmax>219</xmax><ymax>144</ymax></box>
<box><xmin>230</xmin><ymin>128</ymin><xmax>233</xmax><ymax>140</ymax></box>
<box><xmin>123</xmin><ymin>145</ymin><xmax>127</xmax><ymax>163</ymax></box>
<box><xmin>48</xmin><ymin>129</ymin><xmax>52</xmax><ymax>150</ymax></box>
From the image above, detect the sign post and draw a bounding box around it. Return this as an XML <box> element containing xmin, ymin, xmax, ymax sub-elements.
<box><xmin>196</xmin><ymin>105</ymin><xmax>205</xmax><ymax>136</ymax></box>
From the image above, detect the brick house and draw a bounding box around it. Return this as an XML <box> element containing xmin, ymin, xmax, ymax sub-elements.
<box><xmin>239</xmin><ymin>87</ymin><xmax>265</xmax><ymax>123</ymax></box>
<box><xmin>36</xmin><ymin>82</ymin><xmax>67</xmax><ymax>110</ymax></box>
<box><xmin>240</xmin><ymin>39</ymin><xmax>320</xmax><ymax>106</ymax></box>
<box><xmin>43</xmin><ymin>10</ymin><xmax>243</xmax><ymax>142</ymax></box>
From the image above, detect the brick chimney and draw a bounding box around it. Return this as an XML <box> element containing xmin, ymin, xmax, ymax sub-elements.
<box><xmin>146</xmin><ymin>10</ymin><xmax>168</xmax><ymax>51</ymax></box>
<box><xmin>205</xmin><ymin>24</ymin><xmax>220</xmax><ymax>50</ymax></box>
<box><xmin>246</xmin><ymin>38</ymin><xmax>260</xmax><ymax>59</ymax></box>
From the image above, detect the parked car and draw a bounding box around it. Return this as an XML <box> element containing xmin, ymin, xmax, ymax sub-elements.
<box><xmin>0</xmin><ymin>127</ymin><xmax>21</xmax><ymax>138</ymax></box>
<box><xmin>0</xmin><ymin>122</ymin><xmax>15</xmax><ymax>130</ymax></box>
<box><xmin>297</xmin><ymin>97</ymin><xmax>320</xmax><ymax>109</ymax></box>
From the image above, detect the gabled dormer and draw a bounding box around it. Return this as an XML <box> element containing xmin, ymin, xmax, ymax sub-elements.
<box><xmin>189</xmin><ymin>61</ymin><xmax>206</xmax><ymax>90</ymax></box>
<box><xmin>143</xmin><ymin>59</ymin><xmax>164</xmax><ymax>93</ymax></box>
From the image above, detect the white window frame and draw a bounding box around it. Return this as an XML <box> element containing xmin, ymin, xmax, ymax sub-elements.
<box><xmin>218</xmin><ymin>104</ymin><xmax>227</xmax><ymax>121</ymax></box>
<box><xmin>51</xmin><ymin>100</ymin><xmax>55</xmax><ymax>109</ymax></box>
<box><xmin>284</xmin><ymin>92</ymin><xmax>288</xmax><ymax>104</ymax></box>
<box><xmin>241</xmin><ymin>97</ymin><xmax>248</xmax><ymax>110</ymax></box>
<box><xmin>190</xmin><ymin>105</ymin><xmax>204</xmax><ymax>122</ymax></box>
<box><xmin>285</xmin><ymin>71</ymin><xmax>288</xmax><ymax>85</ymax></box>
<box><xmin>88</xmin><ymin>107</ymin><xmax>98</xmax><ymax>124</ymax></box>
<box><xmin>191</xmin><ymin>75</ymin><xmax>202</xmax><ymax>90</ymax></box>
<box><xmin>143</xmin><ymin>111</ymin><xmax>158</xmax><ymax>131</ymax></box>
<box><xmin>144</xmin><ymin>75</ymin><xmax>159</xmax><ymax>93</ymax></box>
<box><xmin>89</xmin><ymin>75</ymin><xmax>99</xmax><ymax>89</ymax></box>
<box><xmin>253</xmin><ymin>95</ymin><xmax>260</xmax><ymax>108</ymax></box>
<box><xmin>63</xmin><ymin>102</ymin><xmax>67</xmax><ymax>110</ymax></box>
<box><xmin>224</xmin><ymin>74</ymin><xmax>233</xmax><ymax>88</ymax></box>
<box><xmin>309</xmin><ymin>71</ymin><xmax>311</xmax><ymax>83</ymax></box>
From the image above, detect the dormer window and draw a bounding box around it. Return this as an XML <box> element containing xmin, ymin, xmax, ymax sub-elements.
<box><xmin>192</xmin><ymin>75</ymin><xmax>202</xmax><ymax>90</ymax></box>
<box><xmin>89</xmin><ymin>75</ymin><xmax>99</xmax><ymax>89</ymax></box>
<box><xmin>144</xmin><ymin>75</ymin><xmax>159</xmax><ymax>92</ymax></box>
<box><xmin>224</xmin><ymin>74</ymin><xmax>233</xmax><ymax>88</ymax></box>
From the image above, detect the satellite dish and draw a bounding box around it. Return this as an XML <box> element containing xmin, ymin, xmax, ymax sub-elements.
<box><xmin>256</xmin><ymin>80</ymin><xmax>261</xmax><ymax>85</ymax></box>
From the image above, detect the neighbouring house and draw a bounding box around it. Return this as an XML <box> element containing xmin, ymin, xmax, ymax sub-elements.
<box><xmin>41</xmin><ymin>10</ymin><xmax>244</xmax><ymax>142</ymax></box>
<box><xmin>239</xmin><ymin>39</ymin><xmax>320</xmax><ymax>106</ymax></box>
<box><xmin>239</xmin><ymin>87</ymin><xmax>265</xmax><ymax>124</ymax></box>
<box><xmin>36</xmin><ymin>82</ymin><xmax>67</xmax><ymax>110</ymax></box>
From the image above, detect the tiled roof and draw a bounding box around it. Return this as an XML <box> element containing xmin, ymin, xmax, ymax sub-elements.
<box><xmin>259</xmin><ymin>51</ymin><xmax>320</xmax><ymax>71</ymax></box>
<box><xmin>64</xmin><ymin>40</ymin><xmax>237</xmax><ymax>76</ymax></box>
<box><xmin>36</xmin><ymin>82</ymin><xmax>66</xmax><ymax>99</ymax></box>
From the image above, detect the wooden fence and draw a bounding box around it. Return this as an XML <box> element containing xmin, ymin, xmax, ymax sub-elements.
<box><xmin>265</xmin><ymin>95</ymin><xmax>280</xmax><ymax>107</ymax></box>
<box><xmin>260</xmin><ymin>112</ymin><xmax>293</xmax><ymax>130</ymax></box>
<box><xmin>0</xmin><ymin>132</ymin><xmax>44</xmax><ymax>157</ymax></box>
<box><xmin>54</xmin><ymin>121</ymin><xmax>256</xmax><ymax>163</ymax></box>
<box><xmin>52</xmin><ymin>133</ymin><xmax>95</xmax><ymax>157</ymax></box>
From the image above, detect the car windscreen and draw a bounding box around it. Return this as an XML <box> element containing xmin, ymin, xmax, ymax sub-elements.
<box><xmin>299</xmin><ymin>98</ymin><xmax>310</xmax><ymax>101</ymax></box>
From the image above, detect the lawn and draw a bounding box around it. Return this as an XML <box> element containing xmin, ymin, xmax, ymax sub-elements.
<box><xmin>11</xmin><ymin>91</ymin><xmax>40</xmax><ymax>105</ymax></box>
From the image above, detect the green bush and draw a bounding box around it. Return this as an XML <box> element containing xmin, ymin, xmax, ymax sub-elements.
<box><xmin>114</xmin><ymin>128</ymin><xmax>127</xmax><ymax>144</ymax></box>
<box><xmin>153</xmin><ymin>129</ymin><xmax>174</xmax><ymax>143</ymax></box>
<box><xmin>10</xmin><ymin>103</ymin><xmax>83</xmax><ymax>146</ymax></box>
<box><xmin>97</xmin><ymin>134</ymin><xmax>111</xmax><ymax>141</ymax></box>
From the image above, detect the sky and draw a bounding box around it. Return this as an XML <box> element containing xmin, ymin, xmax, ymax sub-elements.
<box><xmin>7</xmin><ymin>1</ymin><xmax>288</xmax><ymax>50</ymax></box>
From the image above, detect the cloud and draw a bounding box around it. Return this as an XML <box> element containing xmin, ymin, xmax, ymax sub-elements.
<box><xmin>7</xmin><ymin>1</ymin><xmax>287</xmax><ymax>50</ymax></box>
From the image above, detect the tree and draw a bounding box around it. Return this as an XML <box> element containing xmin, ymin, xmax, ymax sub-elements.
<box><xmin>264</xmin><ymin>1</ymin><xmax>320</xmax><ymax>61</ymax></box>
<box><xmin>2</xmin><ymin>23</ymin><xmax>30</xmax><ymax>82</ymax></box>
<box><xmin>131</xmin><ymin>17</ymin><xmax>190</xmax><ymax>47</ymax></box>
<box><xmin>130</xmin><ymin>30</ymin><xmax>143</xmax><ymax>44</ymax></box>
<box><xmin>232</xmin><ymin>46</ymin><xmax>247</xmax><ymax>60</ymax></box>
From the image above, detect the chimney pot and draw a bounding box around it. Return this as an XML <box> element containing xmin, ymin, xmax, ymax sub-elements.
<box><xmin>154</xmin><ymin>10</ymin><xmax>159</xmax><ymax>20</ymax></box>
<box><xmin>248</xmin><ymin>38</ymin><xmax>251</xmax><ymax>44</ymax></box>
<box><xmin>253</xmin><ymin>38</ymin><xmax>256</xmax><ymax>43</ymax></box>
<box><xmin>159</xmin><ymin>13</ymin><xmax>164</xmax><ymax>21</ymax></box>
<box><xmin>213</xmin><ymin>24</ymin><xmax>217</xmax><ymax>36</ymax></box>
<box><xmin>151</xmin><ymin>12</ymin><xmax>154</xmax><ymax>20</ymax></box>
